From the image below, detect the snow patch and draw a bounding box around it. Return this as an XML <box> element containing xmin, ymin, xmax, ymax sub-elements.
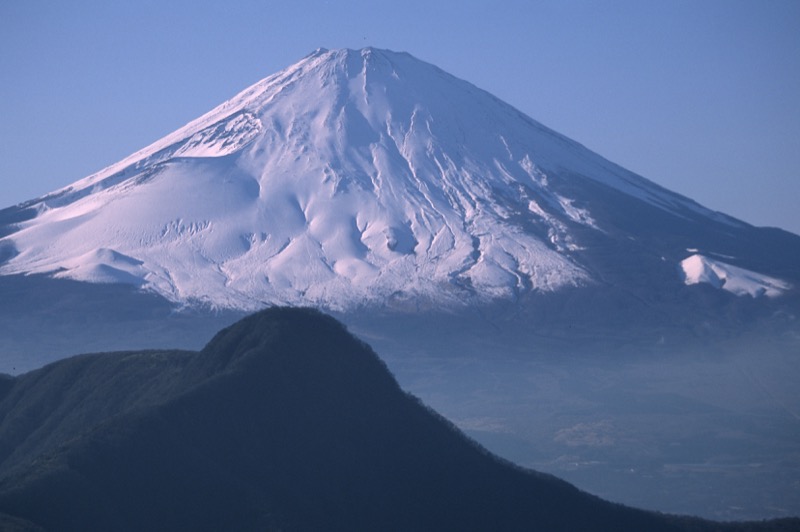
<box><xmin>680</xmin><ymin>254</ymin><xmax>790</xmax><ymax>298</ymax></box>
<box><xmin>52</xmin><ymin>248</ymin><xmax>147</xmax><ymax>286</ymax></box>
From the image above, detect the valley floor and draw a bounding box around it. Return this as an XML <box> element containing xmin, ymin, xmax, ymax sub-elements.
<box><xmin>374</xmin><ymin>334</ymin><xmax>800</xmax><ymax>521</ymax></box>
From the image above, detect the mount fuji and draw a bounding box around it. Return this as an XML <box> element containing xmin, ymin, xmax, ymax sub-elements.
<box><xmin>2</xmin><ymin>47</ymin><xmax>797</xmax><ymax>312</ymax></box>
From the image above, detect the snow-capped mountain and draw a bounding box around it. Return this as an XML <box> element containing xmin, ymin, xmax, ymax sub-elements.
<box><xmin>0</xmin><ymin>48</ymin><xmax>797</xmax><ymax>311</ymax></box>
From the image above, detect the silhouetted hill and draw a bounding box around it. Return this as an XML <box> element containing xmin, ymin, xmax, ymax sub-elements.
<box><xmin>0</xmin><ymin>308</ymin><xmax>796</xmax><ymax>531</ymax></box>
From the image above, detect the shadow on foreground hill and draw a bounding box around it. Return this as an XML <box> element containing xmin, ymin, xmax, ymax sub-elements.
<box><xmin>0</xmin><ymin>307</ymin><xmax>796</xmax><ymax>531</ymax></box>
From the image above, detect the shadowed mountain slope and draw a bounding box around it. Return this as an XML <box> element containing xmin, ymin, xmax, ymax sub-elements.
<box><xmin>0</xmin><ymin>308</ymin><xmax>796</xmax><ymax>531</ymax></box>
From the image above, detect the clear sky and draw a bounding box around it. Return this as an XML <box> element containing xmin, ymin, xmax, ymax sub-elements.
<box><xmin>1</xmin><ymin>0</ymin><xmax>799</xmax><ymax>234</ymax></box>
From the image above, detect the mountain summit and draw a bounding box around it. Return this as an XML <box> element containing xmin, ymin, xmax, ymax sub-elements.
<box><xmin>0</xmin><ymin>48</ymin><xmax>797</xmax><ymax>310</ymax></box>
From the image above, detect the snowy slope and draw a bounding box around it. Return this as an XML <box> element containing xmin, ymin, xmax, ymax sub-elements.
<box><xmin>680</xmin><ymin>254</ymin><xmax>790</xmax><ymax>298</ymax></box>
<box><xmin>0</xmin><ymin>48</ymin><xmax>793</xmax><ymax>310</ymax></box>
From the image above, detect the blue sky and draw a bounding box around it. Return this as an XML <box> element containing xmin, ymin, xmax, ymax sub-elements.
<box><xmin>1</xmin><ymin>0</ymin><xmax>799</xmax><ymax>234</ymax></box>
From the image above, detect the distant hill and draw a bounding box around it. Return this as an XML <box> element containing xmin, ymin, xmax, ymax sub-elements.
<box><xmin>0</xmin><ymin>307</ymin><xmax>796</xmax><ymax>531</ymax></box>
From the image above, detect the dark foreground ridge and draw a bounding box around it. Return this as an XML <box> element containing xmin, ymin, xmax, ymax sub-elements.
<box><xmin>0</xmin><ymin>308</ymin><xmax>795</xmax><ymax>531</ymax></box>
